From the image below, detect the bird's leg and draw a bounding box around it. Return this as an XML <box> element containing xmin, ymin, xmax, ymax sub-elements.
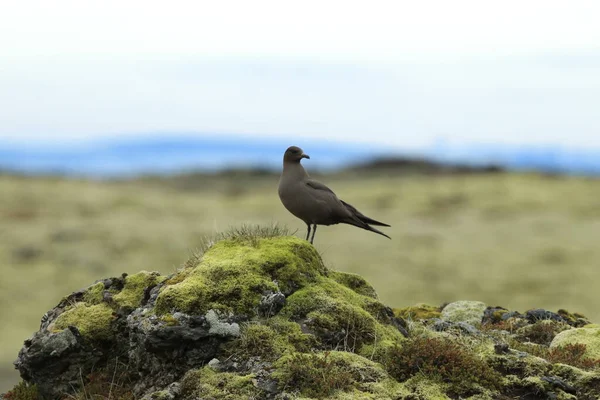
<box><xmin>305</xmin><ymin>224</ymin><xmax>311</xmax><ymax>241</ymax></box>
<box><xmin>310</xmin><ymin>224</ymin><xmax>317</xmax><ymax>244</ymax></box>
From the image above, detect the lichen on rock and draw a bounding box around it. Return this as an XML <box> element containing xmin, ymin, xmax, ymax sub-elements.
<box><xmin>441</xmin><ymin>300</ymin><xmax>487</xmax><ymax>326</ymax></box>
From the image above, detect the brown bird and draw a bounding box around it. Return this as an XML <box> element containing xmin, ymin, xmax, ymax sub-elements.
<box><xmin>278</xmin><ymin>145</ymin><xmax>391</xmax><ymax>244</ymax></box>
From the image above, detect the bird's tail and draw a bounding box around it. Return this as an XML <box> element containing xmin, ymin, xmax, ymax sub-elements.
<box><xmin>341</xmin><ymin>200</ymin><xmax>391</xmax><ymax>227</ymax></box>
<box><xmin>341</xmin><ymin>217</ymin><xmax>391</xmax><ymax>240</ymax></box>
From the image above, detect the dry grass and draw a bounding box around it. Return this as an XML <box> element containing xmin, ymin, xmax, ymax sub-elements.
<box><xmin>1</xmin><ymin>171</ymin><xmax>600</xmax><ymax>391</ymax></box>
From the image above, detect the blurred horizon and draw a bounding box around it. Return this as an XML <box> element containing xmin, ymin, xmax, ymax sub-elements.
<box><xmin>3</xmin><ymin>134</ymin><xmax>600</xmax><ymax>177</ymax></box>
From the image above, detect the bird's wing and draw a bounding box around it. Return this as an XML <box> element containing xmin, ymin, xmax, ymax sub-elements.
<box><xmin>303</xmin><ymin>178</ymin><xmax>348</xmax><ymax>219</ymax></box>
<box><xmin>305</xmin><ymin>179</ymin><xmax>336</xmax><ymax>195</ymax></box>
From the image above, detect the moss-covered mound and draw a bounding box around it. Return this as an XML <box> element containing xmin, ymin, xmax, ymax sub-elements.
<box><xmin>6</xmin><ymin>229</ymin><xmax>600</xmax><ymax>400</ymax></box>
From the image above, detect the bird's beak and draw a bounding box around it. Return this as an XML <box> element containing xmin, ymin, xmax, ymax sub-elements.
<box><xmin>301</xmin><ymin>153</ymin><xmax>310</xmax><ymax>159</ymax></box>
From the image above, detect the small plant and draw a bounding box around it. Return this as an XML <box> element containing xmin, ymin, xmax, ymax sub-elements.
<box><xmin>64</xmin><ymin>359</ymin><xmax>135</xmax><ymax>400</ymax></box>
<box><xmin>274</xmin><ymin>352</ymin><xmax>355</xmax><ymax>398</ymax></box>
<box><xmin>383</xmin><ymin>336</ymin><xmax>502</xmax><ymax>396</ymax></box>
<box><xmin>547</xmin><ymin>343</ymin><xmax>600</xmax><ymax>370</ymax></box>
<box><xmin>3</xmin><ymin>381</ymin><xmax>39</xmax><ymax>400</ymax></box>
<box><xmin>516</xmin><ymin>320</ymin><xmax>570</xmax><ymax>345</ymax></box>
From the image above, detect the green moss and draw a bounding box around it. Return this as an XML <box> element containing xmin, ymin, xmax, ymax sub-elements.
<box><xmin>83</xmin><ymin>282</ymin><xmax>105</xmax><ymax>305</ymax></box>
<box><xmin>486</xmin><ymin>351</ymin><xmax>549</xmax><ymax>378</ymax></box>
<box><xmin>155</xmin><ymin>237</ymin><xmax>324</xmax><ymax>315</ymax></box>
<box><xmin>550</xmin><ymin>326</ymin><xmax>600</xmax><ymax>359</ymax></box>
<box><xmin>329</xmin><ymin>270</ymin><xmax>378</xmax><ymax>298</ymax></box>
<box><xmin>53</xmin><ymin>303</ymin><xmax>114</xmax><ymax>340</ymax></box>
<box><xmin>280</xmin><ymin>277</ymin><xmax>405</xmax><ymax>353</ymax></box>
<box><xmin>155</xmin><ymin>275</ymin><xmax>210</xmax><ymax>315</ymax></box>
<box><xmin>490</xmin><ymin>309</ymin><xmax>509</xmax><ymax>322</ymax></box>
<box><xmin>181</xmin><ymin>367</ymin><xmax>259</xmax><ymax>400</ymax></box>
<box><xmin>3</xmin><ymin>381</ymin><xmax>39</xmax><ymax>400</ymax></box>
<box><xmin>394</xmin><ymin>303</ymin><xmax>442</xmax><ymax>320</ymax></box>
<box><xmin>551</xmin><ymin>362</ymin><xmax>600</xmax><ymax>397</ymax></box>
<box><xmin>160</xmin><ymin>314</ymin><xmax>179</xmax><ymax>326</ymax></box>
<box><xmin>112</xmin><ymin>271</ymin><xmax>165</xmax><ymax>309</ymax></box>
<box><xmin>266</xmin><ymin>317</ymin><xmax>318</xmax><ymax>353</ymax></box>
<box><xmin>225</xmin><ymin>323</ymin><xmax>292</xmax><ymax>360</ymax></box>
<box><xmin>397</xmin><ymin>374</ymin><xmax>452</xmax><ymax>400</ymax></box>
<box><xmin>557</xmin><ymin>309</ymin><xmax>590</xmax><ymax>326</ymax></box>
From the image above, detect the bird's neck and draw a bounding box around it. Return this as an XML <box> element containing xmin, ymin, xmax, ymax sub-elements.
<box><xmin>282</xmin><ymin>161</ymin><xmax>309</xmax><ymax>180</ymax></box>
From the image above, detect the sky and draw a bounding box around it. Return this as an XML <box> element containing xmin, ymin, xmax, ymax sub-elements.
<box><xmin>1</xmin><ymin>0</ymin><xmax>599</xmax><ymax>150</ymax></box>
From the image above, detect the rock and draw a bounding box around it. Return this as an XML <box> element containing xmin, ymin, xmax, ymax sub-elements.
<box><xmin>258</xmin><ymin>291</ymin><xmax>286</xmax><ymax>317</ymax></box>
<box><xmin>441</xmin><ymin>300</ymin><xmax>487</xmax><ymax>325</ymax></box>
<box><xmin>207</xmin><ymin>358</ymin><xmax>221</xmax><ymax>370</ymax></box>
<box><xmin>431</xmin><ymin>319</ymin><xmax>480</xmax><ymax>335</ymax></box>
<box><xmin>541</xmin><ymin>376</ymin><xmax>577</xmax><ymax>395</ymax></box>
<box><xmin>550</xmin><ymin>325</ymin><xmax>600</xmax><ymax>359</ymax></box>
<box><xmin>526</xmin><ymin>308</ymin><xmax>568</xmax><ymax>324</ymax></box>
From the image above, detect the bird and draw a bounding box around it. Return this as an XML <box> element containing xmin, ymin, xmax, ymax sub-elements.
<box><xmin>278</xmin><ymin>145</ymin><xmax>391</xmax><ymax>244</ymax></box>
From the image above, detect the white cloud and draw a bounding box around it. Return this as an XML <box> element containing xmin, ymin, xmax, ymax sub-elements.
<box><xmin>0</xmin><ymin>1</ymin><xmax>599</xmax><ymax>148</ymax></box>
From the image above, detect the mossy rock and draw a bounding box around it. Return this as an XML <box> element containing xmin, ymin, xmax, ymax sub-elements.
<box><xmin>550</xmin><ymin>326</ymin><xmax>600</xmax><ymax>359</ymax></box>
<box><xmin>52</xmin><ymin>303</ymin><xmax>115</xmax><ymax>340</ymax></box>
<box><xmin>328</xmin><ymin>270</ymin><xmax>378</xmax><ymax>298</ymax></box>
<box><xmin>113</xmin><ymin>271</ymin><xmax>166</xmax><ymax>309</ymax></box>
<box><xmin>155</xmin><ymin>237</ymin><xmax>326</xmax><ymax>316</ymax></box>
<box><xmin>13</xmin><ymin>228</ymin><xmax>600</xmax><ymax>400</ymax></box>
<box><xmin>279</xmin><ymin>275</ymin><xmax>406</xmax><ymax>355</ymax></box>
<box><xmin>441</xmin><ymin>300</ymin><xmax>487</xmax><ymax>326</ymax></box>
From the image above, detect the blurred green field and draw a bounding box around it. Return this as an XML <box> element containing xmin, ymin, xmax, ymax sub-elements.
<box><xmin>2</xmin><ymin>171</ymin><xmax>600</xmax><ymax>391</ymax></box>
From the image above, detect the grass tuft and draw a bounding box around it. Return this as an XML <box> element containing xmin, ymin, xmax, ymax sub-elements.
<box><xmin>218</xmin><ymin>223</ymin><xmax>292</xmax><ymax>246</ymax></box>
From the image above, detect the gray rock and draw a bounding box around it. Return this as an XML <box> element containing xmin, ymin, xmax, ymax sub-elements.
<box><xmin>258</xmin><ymin>291</ymin><xmax>286</xmax><ymax>317</ymax></box>
<box><xmin>126</xmin><ymin>308</ymin><xmax>234</xmax><ymax>395</ymax></box>
<box><xmin>526</xmin><ymin>309</ymin><xmax>567</xmax><ymax>324</ymax></box>
<box><xmin>14</xmin><ymin>327</ymin><xmax>105</xmax><ymax>397</ymax></box>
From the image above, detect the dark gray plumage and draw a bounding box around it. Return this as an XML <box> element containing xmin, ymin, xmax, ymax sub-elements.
<box><xmin>278</xmin><ymin>146</ymin><xmax>391</xmax><ymax>244</ymax></box>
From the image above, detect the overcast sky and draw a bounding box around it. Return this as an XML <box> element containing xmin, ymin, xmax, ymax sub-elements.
<box><xmin>1</xmin><ymin>0</ymin><xmax>599</xmax><ymax>150</ymax></box>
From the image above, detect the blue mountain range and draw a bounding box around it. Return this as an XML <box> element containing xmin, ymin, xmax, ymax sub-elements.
<box><xmin>1</xmin><ymin>134</ymin><xmax>599</xmax><ymax>177</ymax></box>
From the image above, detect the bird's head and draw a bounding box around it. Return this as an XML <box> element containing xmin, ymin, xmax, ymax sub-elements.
<box><xmin>283</xmin><ymin>146</ymin><xmax>310</xmax><ymax>163</ymax></box>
